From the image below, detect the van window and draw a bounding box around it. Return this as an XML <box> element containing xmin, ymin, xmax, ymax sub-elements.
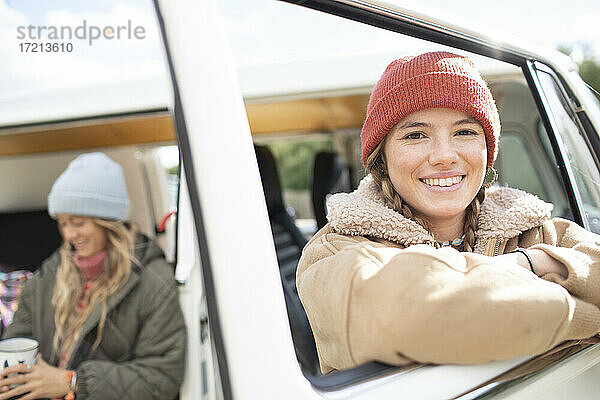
<box><xmin>157</xmin><ymin>144</ymin><xmax>180</xmax><ymax>208</ymax></box>
<box><xmin>497</xmin><ymin>133</ymin><xmax>547</xmax><ymax>198</ymax></box>
<box><xmin>220</xmin><ymin>0</ymin><xmax>578</xmax><ymax>390</ymax></box>
<box><xmin>2</xmin><ymin>0</ymin><xmax>185</xmax><ymax>395</ymax></box>
<box><xmin>2</xmin><ymin>0</ymin><xmax>170</xmax><ymax>126</ymax></box>
<box><xmin>536</xmin><ymin>68</ymin><xmax>600</xmax><ymax>232</ymax></box>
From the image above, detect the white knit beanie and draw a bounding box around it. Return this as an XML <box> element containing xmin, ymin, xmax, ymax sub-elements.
<box><xmin>48</xmin><ymin>152</ymin><xmax>130</xmax><ymax>221</ymax></box>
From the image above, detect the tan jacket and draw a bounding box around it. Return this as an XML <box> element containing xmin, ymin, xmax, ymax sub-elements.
<box><xmin>297</xmin><ymin>175</ymin><xmax>600</xmax><ymax>374</ymax></box>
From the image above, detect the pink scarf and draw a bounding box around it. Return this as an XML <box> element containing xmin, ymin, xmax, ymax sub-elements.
<box><xmin>73</xmin><ymin>250</ymin><xmax>106</xmax><ymax>281</ymax></box>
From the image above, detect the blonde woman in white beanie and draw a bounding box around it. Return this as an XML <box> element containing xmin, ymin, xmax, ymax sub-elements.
<box><xmin>0</xmin><ymin>152</ymin><xmax>186</xmax><ymax>400</ymax></box>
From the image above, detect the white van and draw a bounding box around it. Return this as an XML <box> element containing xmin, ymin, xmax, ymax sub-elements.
<box><xmin>3</xmin><ymin>0</ymin><xmax>600</xmax><ymax>399</ymax></box>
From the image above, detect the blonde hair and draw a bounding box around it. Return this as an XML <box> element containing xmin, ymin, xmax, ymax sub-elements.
<box><xmin>365</xmin><ymin>139</ymin><xmax>485</xmax><ymax>252</ymax></box>
<box><xmin>52</xmin><ymin>218</ymin><xmax>137</xmax><ymax>356</ymax></box>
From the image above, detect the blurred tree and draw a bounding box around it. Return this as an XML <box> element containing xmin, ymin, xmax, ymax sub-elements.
<box><xmin>559</xmin><ymin>44</ymin><xmax>600</xmax><ymax>100</ymax></box>
<box><xmin>266</xmin><ymin>137</ymin><xmax>333</xmax><ymax>191</ymax></box>
<box><xmin>579</xmin><ymin>59</ymin><xmax>600</xmax><ymax>99</ymax></box>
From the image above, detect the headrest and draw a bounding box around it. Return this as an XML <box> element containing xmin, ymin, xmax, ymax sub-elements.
<box><xmin>311</xmin><ymin>151</ymin><xmax>352</xmax><ymax>230</ymax></box>
<box><xmin>312</xmin><ymin>151</ymin><xmax>347</xmax><ymax>196</ymax></box>
<box><xmin>254</xmin><ymin>145</ymin><xmax>285</xmax><ymax>215</ymax></box>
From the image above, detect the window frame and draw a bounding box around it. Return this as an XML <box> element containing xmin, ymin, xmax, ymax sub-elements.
<box><xmin>524</xmin><ymin>61</ymin><xmax>587</xmax><ymax>228</ymax></box>
<box><xmin>532</xmin><ymin>62</ymin><xmax>600</xmax><ymax>230</ymax></box>
<box><xmin>152</xmin><ymin>1</ymin><xmax>234</xmax><ymax>399</ymax></box>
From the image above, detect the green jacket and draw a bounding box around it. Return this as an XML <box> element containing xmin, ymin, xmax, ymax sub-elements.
<box><xmin>4</xmin><ymin>236</ymin><xmax>187</xmax><ymax>400</ymax></box>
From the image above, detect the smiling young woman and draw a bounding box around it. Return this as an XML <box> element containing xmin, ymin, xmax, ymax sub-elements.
<box><xmin>296</xmin><ymin>51</ymin><xmax>600</xmax><ymax>375</ymax></box>
<box><xmin>56</xmin><ymin>215</ymin><xmax>108</xmax><ymax>259</ymax></box>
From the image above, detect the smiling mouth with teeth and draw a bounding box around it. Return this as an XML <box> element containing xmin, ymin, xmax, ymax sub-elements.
<box><xmin>420</xmin><ymin>176</ymin><xmax>464</xmax><ymax>187</ymax></box>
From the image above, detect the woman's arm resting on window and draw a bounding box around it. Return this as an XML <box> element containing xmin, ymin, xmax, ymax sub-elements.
<box><xmin>522</xmin><ymin>218</ymin><xmax>600</xmax><ymax>308</ymax></box>
<box><xmin>298</xmin><ymin>239</ymin><xmax>600</xmax><ymax>372</ymax></box>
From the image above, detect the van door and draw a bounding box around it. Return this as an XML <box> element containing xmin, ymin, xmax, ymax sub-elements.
<box><xmin>154</xmin><ymin>0</ymin><xmax>317</xmax><ymax>399</ymax></box>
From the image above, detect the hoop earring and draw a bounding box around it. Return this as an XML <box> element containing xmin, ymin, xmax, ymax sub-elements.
<box><xmin>483</xmin><ymin>166</ymin><xmax>498</xmax><ymax>189</ymax></box>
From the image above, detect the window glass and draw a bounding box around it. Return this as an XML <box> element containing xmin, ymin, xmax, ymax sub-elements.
<box><xmin>1</xmin><ymin>0</ymin><xmax>185</xmax><ymax>396</ymax></box>
<box><xmin>495</xmin><ymin>124</ymin><xmax>571</xmax><ymax>220</ymax></box>
<box><xmin>156</xmin><ymin>144</ymin><xmax>180</xmax><ymax>208</ymax></box>
<box><xmin>569</xmin><ymin>71</ymin><xmax>600</xmax><ymax>131</ymax></box>
<box><xmin>535</xmin><ymin>121</ymin><xmax>573</xmax><ymax>219</ymax></box>
<box><xmin>1</xmin><ymin>0</ymin><xmax>171</xmax><ymax>126</ymax></box>
<box><xmin>496</xmin><ymin>133</ymin><xmax>547</xmax><ymax>199</ymax></box>
<box><xmin>537</xmin><ymin>69</ymin><xmax>600</xmax><ymax>232</ymax></box>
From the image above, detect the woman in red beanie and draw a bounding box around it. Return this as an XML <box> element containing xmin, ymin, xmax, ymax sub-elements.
<box><xmin>297</xmin><ymin>51</ymin><xmax>600</xmax><ymax>374</ymax></box>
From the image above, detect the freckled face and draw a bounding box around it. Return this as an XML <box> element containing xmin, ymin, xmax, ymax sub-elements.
<box><xmin>57</xmin><ymin>214</ymin><xmax>108</xmax><ymax>258</ymax></box>
<box><xmin>383</xmin><ymin>108</ymin><xmax>487</xmax><ymax>224</ymax></box>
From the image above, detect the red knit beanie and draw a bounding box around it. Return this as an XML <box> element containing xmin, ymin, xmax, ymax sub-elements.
<box><xmin>361</xmin><ymin>51</ymin><xmax>500</xmax><ymax>168</ymax></box>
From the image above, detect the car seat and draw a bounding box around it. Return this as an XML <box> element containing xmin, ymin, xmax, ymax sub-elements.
<box><xmin>311</xmin><ymin>151</ymin><xmax>352</xmax><ymax>230</ymax></box>
<box><xmin>254</xmin><ymin>145</ymin><xmax>320</xmax><ymax>376</ymax></box>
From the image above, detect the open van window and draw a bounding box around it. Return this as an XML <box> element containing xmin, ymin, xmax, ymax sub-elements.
<box><xmin>220</xmin><ymin>0</ymin><xmax>585</xmax><ymax>389</ymax></box>
<box><xmin>534</xmin><ymin>66</ymin><xmax>600</xmax><ymax>232</ymax></box>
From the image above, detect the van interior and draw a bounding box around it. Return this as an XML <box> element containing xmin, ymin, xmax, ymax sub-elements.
<box><xmin>0</xmin><ymin>111</ymin><xmax>178</xmax><ymax>275</ymax></box>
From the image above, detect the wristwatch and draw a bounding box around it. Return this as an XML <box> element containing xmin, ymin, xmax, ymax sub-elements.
<box><xmin>65</xmin><ymin>370</ymin><xmax>77</xmax><ymax>400</ymax></box>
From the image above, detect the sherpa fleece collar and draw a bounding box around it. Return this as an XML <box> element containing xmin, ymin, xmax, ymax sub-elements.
<box><xmin>327</xmin><ymin>174</ymin><xmax>553</xmax><ymax>253</ymax></box>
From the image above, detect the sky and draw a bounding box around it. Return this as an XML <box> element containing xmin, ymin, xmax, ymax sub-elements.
<box><xmin>220</xmin><ymin>0</ymin><xmax>600</xmax><ymax>63</ymax></box>
<box><xmin>402</xmin><ymin>0</ymin><xmax>600</xmax><ymax>60</ymax></box>
<box><xmin>2</xmin><ymin>0</ymin><xmax>600</xmax><ymax>125</ymax></box>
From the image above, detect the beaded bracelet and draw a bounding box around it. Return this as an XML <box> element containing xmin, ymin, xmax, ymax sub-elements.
<box><xmin>511</xmin><ymin>247</ymin><xmax>537</xmax><ymax>275</ymax></box>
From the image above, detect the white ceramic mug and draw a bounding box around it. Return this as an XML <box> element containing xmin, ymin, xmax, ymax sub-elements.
<box><xmin>0</xmin><ymin>338</ymin><xmax>39</xmax><ymax>370</ymax></box>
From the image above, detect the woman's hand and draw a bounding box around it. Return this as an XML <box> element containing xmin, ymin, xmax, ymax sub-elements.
<box><xmin>496</xmin><ymin>249</ymin><xmax>568</xmax><ymax>278</ymax></box>
<box><xmin>0</xmin><ymin>355</ymin><xmax>71</xmax><ymax>400</ymax></box>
